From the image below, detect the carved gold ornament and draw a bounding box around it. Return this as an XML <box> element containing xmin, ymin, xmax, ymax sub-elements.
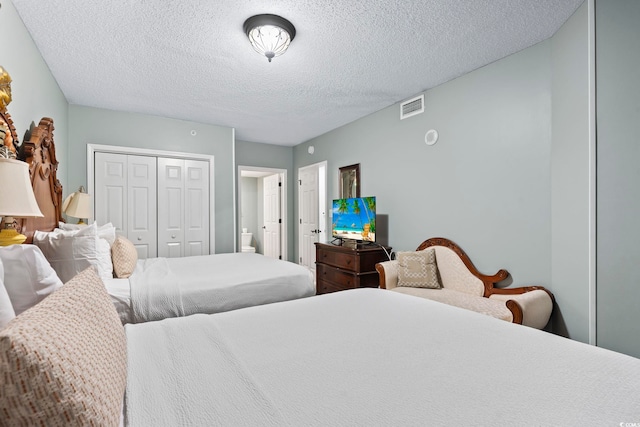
<box><xmin>0</xmin><ymin>66</ymin><xmax>13</xmax><ymax>111</ymax></box>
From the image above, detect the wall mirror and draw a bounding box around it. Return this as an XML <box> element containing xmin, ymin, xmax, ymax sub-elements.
<box><xmin>339</xmin><ymin>163</ymin><xmax>360</xmax><ymax>199</ymax></box>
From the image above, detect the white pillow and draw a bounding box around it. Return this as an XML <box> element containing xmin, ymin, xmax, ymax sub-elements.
<box><xmin>58</xmin><ymin>222</ymin><xmax>117</xmax><ymax>246</ymax></box>
<box><xmin>0</xmin><ymin>258</ymin><xmax>17</xmax><ymax>328</ymax></box>
<box><xmin>34</xmin><ymin>223</ymin><xmax>114</xmax><ymax>283</ymax></box>
<box><xmin>0</xmin><ymin>245</ymin><xmax>63</xmax><ymax>315</ymax></box>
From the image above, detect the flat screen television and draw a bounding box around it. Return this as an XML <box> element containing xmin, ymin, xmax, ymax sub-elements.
<box><xmin>331</xmin><ymin>196</ymin><xmax>376</xmax><ymax>242</ymax></box>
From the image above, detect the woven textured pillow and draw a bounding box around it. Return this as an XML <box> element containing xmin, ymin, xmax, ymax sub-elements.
<box><xmin>0</xmin><ymin>267</ymin><xmax>126</xmax><ymax>426</ymax></box>
<box><xmin>111</xmin><ymin>235</ymin><xmax>138</xmax><ymax>278</ymax></box>
<box><xmin>397</xmin><ymin>248</ymin><xmax>441</xmax><ymax>289</ymax></box>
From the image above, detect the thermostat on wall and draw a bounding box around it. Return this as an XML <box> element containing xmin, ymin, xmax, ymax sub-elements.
<box><xmin>425</xmin><ymin>129</ymin><xmax>439</xmax><ymax>146</ymax></box>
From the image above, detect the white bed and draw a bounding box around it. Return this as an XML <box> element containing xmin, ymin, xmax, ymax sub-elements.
<box><xmin>2</xmin><ymin>268</ymin><xmax>640</xmax><ymax>426</ymax></box>
<box><xmin>104</xmin><ymin>252</ymin><xmax>315</xmax><ymax>323</ymax></box>
<box><xmin>125</xmin><ymin>288</ymin><xmax>640</xmax><ymax>426</ymax></box>
<box><xmin>32</xmin><ymin>223</ymin><xmax>314</xmax><ymax>323</ymax></box>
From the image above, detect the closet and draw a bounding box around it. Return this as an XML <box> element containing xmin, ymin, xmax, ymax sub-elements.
<box><xmin>93</xmin><ymin>150</ymin><xmax>211</xmax><ymax>259</ymax></box>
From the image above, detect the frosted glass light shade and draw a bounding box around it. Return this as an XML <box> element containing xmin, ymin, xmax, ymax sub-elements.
<box><xmin>244</xmin><ymin>14</ymin><xmax>296</xmax><ymax>62</ymax></box>
<box><xmin>0</xmin><ymin>158</ymin><xmax>43</xmax><ymax>218</ymax></box>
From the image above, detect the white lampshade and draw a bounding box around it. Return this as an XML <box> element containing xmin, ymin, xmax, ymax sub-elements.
<box><xmin>0</xmin><ymin>158</ymin><xmax>43</xmax><ymax>218</ymax></box>
<box><xmin>64</xmin><ymin>191</ymin><xmax>92</xmax><ymax>220</ymax></box>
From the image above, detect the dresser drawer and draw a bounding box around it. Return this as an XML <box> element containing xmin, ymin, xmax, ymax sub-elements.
<box><xmin>317</xmin><ymin>264</ymin><xmax>355</xmax><ymax>288</ymax></box>
<box><xmin>318</xmin><ymin>249</ymin><xmax>357</xmax><ymax>271</ymax></box>
<box><xmin>316</xmin><ymin>279</ymin><xmax>346</xmax><ymax>295</ymax></box>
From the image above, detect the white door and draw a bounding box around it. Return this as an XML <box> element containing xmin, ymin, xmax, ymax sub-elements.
<box><xmin>95</xmin><ymin>152</ymin><xmax>127</xmax><ymax>234</ymax></box>
<box><xmin>263</xmin><ymin>173</ymin><xmax>281</xmax><ymax>259</ymax></box>
<box><xmin>95</xmin><ymin>153</ymin><xmax>157</xmax><ymax>259</ymax></box>
<box><xmin>127</xmin><ymin>156</ymin><xmax>157</xmax><ymax>259</ymax></box>
<box><xmin>158</xmin><ymin>158</ymin><xmax>210</xmax><ymax>258</ymax></box>
<box><xmin>298</xmin><ymin>164</ymin><xmax>322</xmax><ymax>273</ymax></box>
<box><xmin>157</xmin><ymin>158</ymin><xmax>185</xmax><ymax>258</ymax></box>
<box><xmin>184</xmin><ymin>160</ymin><xmax>210</xmax><ymax>257</ymax></box>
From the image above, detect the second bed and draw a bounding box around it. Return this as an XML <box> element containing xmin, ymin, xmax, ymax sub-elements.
<box><xmin>104</xmin><ymin>252</ymin><xmax>315</xmax><ymax>323</ymax></box>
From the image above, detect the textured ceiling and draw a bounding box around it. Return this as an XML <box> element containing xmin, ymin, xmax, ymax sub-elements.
<box><xmin>12</xmin><ymin>0</ymin><xmax>583</xmax><ymax>146</ymax></box>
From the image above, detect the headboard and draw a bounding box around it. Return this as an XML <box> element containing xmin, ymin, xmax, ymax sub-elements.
<box><xmin>0</xmin><ymin>110</ymin><xmax>63</xmax><ymax>243</ymax></box>
<box><xmin>19</xmin><ymin>117</ymin><xmax>63</xmax><ymax>242</ymax></box>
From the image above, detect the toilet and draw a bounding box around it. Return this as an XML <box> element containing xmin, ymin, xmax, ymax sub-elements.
<box><xmin>241</xmin><ymin>229</ymin><xmax>255</xmax><ymax>253</ymax></box>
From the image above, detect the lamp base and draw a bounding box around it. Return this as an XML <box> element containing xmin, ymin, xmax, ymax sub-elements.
<box><xmin>0</xmin><ymin>228</ymin><xmax>27</xmax><ymax>246</ymax></box>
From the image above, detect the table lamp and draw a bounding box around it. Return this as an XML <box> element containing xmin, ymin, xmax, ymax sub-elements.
<box><xmin>62</xmin><ymin>186</ymin><xmax>92</xmax><ymax>225</ymax></box>
<box><xmin>0</xmin><ymin>158</ymin><xmax>44</xmax><ymax>246</ymax></box>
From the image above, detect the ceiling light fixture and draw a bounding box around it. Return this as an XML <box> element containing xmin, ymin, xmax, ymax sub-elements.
<box><xmin>243</xmin><ymin>14</ymin><xmax>296</xmax><ymax>63</ymax></box>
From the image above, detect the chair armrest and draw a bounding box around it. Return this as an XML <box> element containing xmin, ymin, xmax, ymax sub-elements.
<box><xmin>489</xmin><ymin>288</ymin><xmax>553</xmax><ymax>329</ymax></box>
<box><xmin>375</xmin><ymin>260</ymin><xmax>399</xmax><ymax>290</ymax></box>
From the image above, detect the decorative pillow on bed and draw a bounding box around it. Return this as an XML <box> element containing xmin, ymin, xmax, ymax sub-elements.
<box><xmin>34</xmin><ymin>223</ymin><xmax>114</xmax><ymax>283</ymax></box>
<box><xmin>0</xmin><ymin>245</ymin><xmax>63</xmax><ymax>315</ymax></box>
<box><xmin>0</xmin><ymin>267</ymin><xmax>126</xmax><ymax>426</ymax></box>
<box><xmin>0</xmin><ymin>259</ymin><xmax>16</xmax><ymax>329</ymax></box>
<box><xmin>397</xmin><ymin>249</ymin><xmax>441</xmax><ymax>289</ymax></box>
<box><xmin>111</xmin><ymin>235</ymin><xmax>138</xmax><ymax>278</ymax></box>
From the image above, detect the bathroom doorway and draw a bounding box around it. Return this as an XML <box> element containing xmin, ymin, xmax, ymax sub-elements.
<box><xmin>237</xmin><ymin>166</ymin><xmax>287</xmax><ymax>260</ymax></box>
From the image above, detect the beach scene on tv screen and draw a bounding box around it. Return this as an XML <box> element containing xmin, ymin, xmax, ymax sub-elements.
<box><xmin>332</xmin><ymin>197</ymin><xmax>376</xmax><ymax>242</ymax></box>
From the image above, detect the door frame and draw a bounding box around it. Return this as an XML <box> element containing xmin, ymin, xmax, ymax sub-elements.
<box><xmin>298</xmin><ymin>161</ymin><xmax>327</xmax><ymax>267</ymax></box>
<box><xmin>87</xmin><ymin>143</ymin><xmax>216</xmax><ymax>254</ymax></box>
<box><xmin>237</xmin><ymin>165</ymin><xmax>288</xmax><ymax>261</ymax></box>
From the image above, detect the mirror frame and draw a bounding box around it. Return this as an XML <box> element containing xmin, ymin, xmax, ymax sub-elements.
<box><xmin>339</xmin><ymin>163</ymin><xmax>360</xmax><ymax>199</ymax></box>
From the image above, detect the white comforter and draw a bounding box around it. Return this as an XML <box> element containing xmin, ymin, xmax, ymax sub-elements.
<box><xmin>126</xmin><ymin>288</ymin><xmax>640</xmax><ymax>426</ymax></box>
<box><xmin>130</xmin><ymin>253</ymin><xmax>314</xmax><ymax>323</ymax></box>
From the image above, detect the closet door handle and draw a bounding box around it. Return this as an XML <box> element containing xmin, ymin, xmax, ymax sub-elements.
<box><xmin>137</xmin><ymin>236</ymin><xmax>142</xmax><ymax>241</ymax></box>
<box><xmin>171</xmin><ymin>234</ymin><xmax>176</xmax><ymax>239</ymax></box>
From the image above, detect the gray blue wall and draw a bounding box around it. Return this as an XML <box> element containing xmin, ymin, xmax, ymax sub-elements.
<box><xmin>596</xmin><ymin>0</ymin><xmax>640</xmax><ymax>358</ymax></box>
<box><xmin>295</xmin><ymin>41</ymin><xmax>554</xmax><ymax>285</ymax></box>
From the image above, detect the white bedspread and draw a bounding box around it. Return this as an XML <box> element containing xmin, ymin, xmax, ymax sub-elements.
<box><xmin>126</xmin><ymin>288</ymin><xmax>640</xmax><ymax>426</ymax></box>
<box><xmin>130</xmin><ymin>253</ymin><xmax>314</xmax><ymax>323</ymax></box>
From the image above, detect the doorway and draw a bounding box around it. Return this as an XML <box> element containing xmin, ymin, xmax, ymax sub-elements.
<box><xmin>237</xmin><ymin>166</ymin><xmax>287</xmax><ymax>260</ymax></box>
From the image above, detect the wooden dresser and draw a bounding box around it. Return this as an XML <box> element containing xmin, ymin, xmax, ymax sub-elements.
<box><xmin>315</xmin><ymin>242</ymin><xmax>391</xmax><ymax>294</ymax></box>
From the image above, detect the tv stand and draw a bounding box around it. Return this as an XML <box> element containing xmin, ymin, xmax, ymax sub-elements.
<box><xmin>315</xmin><ymin>242</ymin><xmax>392</xmax><ymax>295</ymax></box>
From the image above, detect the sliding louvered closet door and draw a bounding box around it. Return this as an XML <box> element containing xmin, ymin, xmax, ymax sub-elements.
<box><xmin>94</xmin><ymin>152</ymin><xmax>209</xmax><ymax>259</ymax></box>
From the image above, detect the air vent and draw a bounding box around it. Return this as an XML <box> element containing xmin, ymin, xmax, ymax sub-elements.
<box><xmin>400</xmin><ymin>94</ymin><xmax>424</xmax><ymax>120</ymax></box>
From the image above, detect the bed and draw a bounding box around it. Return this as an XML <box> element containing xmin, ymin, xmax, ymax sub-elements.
<box><xmin>104</xmin><ymin>252</ymin><xmax>315</xmax><ymax>323</ymax></box>
<box><xmin>1</xmin><ymin>115</ymin><xmax>314</xmax><ymax>324</ymax></box>
<box><xmin>2</xmin><ymin>267</ymin><xmax>639</xmax><ymax>426</ymax></box>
